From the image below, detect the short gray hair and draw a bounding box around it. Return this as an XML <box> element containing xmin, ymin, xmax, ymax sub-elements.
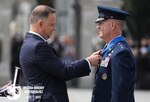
<box><xmin>116</xmin><ymin>20</ymin><xmax>125</xmax><ymax>30</ymax></box>
<box><xmin>30</xmin><ymin>5</ymin><xmax>56</xmax><ymax>24</ymax></box>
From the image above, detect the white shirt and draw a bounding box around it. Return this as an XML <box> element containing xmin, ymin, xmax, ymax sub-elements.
<box><xmin>85</xmin><ymin>59</ymin><xmax>92</xmax><ymax>69</ymax></box>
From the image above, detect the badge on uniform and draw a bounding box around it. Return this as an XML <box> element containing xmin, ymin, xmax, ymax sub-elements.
<box><xmin>102</xmin><ymin>73</ymin><xmax>107</xmax><ymax>80</ymax></box>
<box><xmin>100</xmin><ymin>56</ymin><xmax>110</xmax><ymax>67</ymax></box>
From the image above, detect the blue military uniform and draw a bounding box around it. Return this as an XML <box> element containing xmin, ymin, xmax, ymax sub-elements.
<box><xmin>91</xmin><ymin>6</ymin><xmax>136</xmax><ymax>102</ymax></box>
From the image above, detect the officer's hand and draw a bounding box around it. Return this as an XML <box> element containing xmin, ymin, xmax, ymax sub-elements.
<box><xmin>86</xmin><ymin>50</ymin><xmax>102</xmax><ymax>66</ymax></box>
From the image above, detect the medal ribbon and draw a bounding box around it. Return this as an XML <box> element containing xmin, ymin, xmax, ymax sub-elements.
<box><xmin>101</xmin><ymin>35</ymin><xmax>125</xmax><ymax>56</ymax></box>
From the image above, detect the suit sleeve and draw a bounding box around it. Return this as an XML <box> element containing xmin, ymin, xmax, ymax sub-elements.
<box><xmin>34</xmin><ymin>42</ymin><xmax>91</xmax><ymax>81</ymax></box>
<box><xmin>111</xmin><ymin>50</ymin><xmax>135</xmax><ymax>102</ymax></box>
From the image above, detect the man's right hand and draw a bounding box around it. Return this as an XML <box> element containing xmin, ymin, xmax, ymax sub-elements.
<box><xmin>86</xmin><ymin>50</ymin><xmax>102</xmax><ymax>66</ymax></box>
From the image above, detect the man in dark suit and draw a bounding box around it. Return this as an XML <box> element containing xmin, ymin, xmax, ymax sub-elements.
<box><xmin>19</xmin><ymin>5</ymin><xmax>101</xmax><ymax>102</ymax></box>
<box><xmin>91</xmin><ymin>6</ymin><xmax>136</xmax><ymax>102</ymax></box>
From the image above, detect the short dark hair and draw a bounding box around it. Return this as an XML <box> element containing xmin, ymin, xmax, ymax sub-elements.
<box><xmin>30</xmin><ymin>5</ymin><xmax>56</xmax><ymax>24</ymax></box>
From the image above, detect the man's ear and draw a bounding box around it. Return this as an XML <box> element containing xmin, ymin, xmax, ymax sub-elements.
<box><xmin>38</xmin><ymin>20</ymin><xmax>44</xmax><ymax>29</ymax></box>
<box><xmin>110</xmin><ymin>20</ymin><xmax>116</xmax><ymax>31</ymax></box>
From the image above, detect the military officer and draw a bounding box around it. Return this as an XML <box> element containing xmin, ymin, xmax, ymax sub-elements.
<box><xmin>91</xmin><ymin>6</ymin><xmax>136</xmax><ymax>102</ymax></box>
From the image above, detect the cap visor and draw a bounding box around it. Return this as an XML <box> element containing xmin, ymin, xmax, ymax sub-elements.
<box><xmin>95</xmin><ymin>18</ymin><xmax>105</xmax><ymax>23</ymax></box>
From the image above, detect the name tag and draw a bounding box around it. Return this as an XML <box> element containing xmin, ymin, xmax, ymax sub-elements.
<box><xmin>100</xmin><ymin>56</ymin><xmax>110</xmax><ymax>67</ymax></box>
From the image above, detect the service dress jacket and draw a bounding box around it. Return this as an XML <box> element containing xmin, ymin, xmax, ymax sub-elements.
<box><xmin>91</xmin><ymin>35</ymin><xmax>136</xmax><ymax>102</ymax></box>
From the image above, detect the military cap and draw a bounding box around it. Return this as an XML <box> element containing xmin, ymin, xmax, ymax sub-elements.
<box><xmin>95</xmin><ymin>6</ymin><xmax>129</xmax><ymax>23</ymax></box>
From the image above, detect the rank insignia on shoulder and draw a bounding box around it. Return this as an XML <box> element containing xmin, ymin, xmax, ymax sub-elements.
<box><xmin>100</xmin><ymin>56</ymin><xmax>110</xmax><ymax>67</ymax></box>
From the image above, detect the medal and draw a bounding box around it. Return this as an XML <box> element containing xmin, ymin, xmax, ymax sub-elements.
<box><xmin>100</xmin><ymin>56</ymin><xmax>110</xmax><ymax>67</ymax></box>
<box><xmin>102</xmin><ymin>73</ymin><xmax>107</xmax><ymax>80</ymax></box>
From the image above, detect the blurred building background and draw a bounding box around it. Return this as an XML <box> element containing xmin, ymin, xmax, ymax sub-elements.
<box><xmin>0</xmin><ymin>0</ymin><xmax>150</xmax><ymax>92</ymax></box>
